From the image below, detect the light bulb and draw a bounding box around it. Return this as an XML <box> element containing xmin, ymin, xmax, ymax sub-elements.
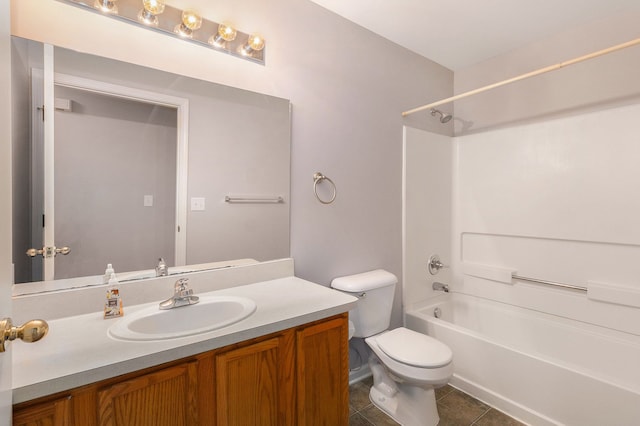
<box><xmin>94</xmin><ymin>0</ymin><xmax>118</xmax><ymax>14</ymax></box>
<box><xmin>208</xmin><ymin>23</ymin><xmax>237</xmax><ymax>47</ymax></box>
<box><xmin>174</xmin><ymin>9</ymin><xmax>202</xmax><ymax>38</ymax></box>
<box><xmin>248</xmin><ymin>34</ymin><xmax>265</xmax><ymax>51</ymax></box>
<box><xmin>241</xmin><ymin>33</ymin><xmax>265</xmax><ymax>56</ymax></box>
<box><xmin>138</xmin><ymin>0</ymin><xmax>165</xmax><ymax>26</ymax></box>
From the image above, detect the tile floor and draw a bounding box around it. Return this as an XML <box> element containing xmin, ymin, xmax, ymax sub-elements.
<box><xmin>349</xmin><ymin>377</ymin><xmax>525</xmax><ymax>426</ymax></box>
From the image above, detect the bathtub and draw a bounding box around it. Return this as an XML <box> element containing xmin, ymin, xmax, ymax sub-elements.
<box><xmin>405</xmin><ymin>293</ymin><xmax>640</xmax><ymax>426</ymax></box>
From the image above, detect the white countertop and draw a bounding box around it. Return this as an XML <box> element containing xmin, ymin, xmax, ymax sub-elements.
<box><xmin>12</xmin><ymin>276</ymin><xmax>357</xmax><ymax>404</ymax></box>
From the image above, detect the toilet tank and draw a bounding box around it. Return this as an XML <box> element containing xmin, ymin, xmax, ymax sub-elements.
<box><xmin>331</xmin><ymin>269</ymin><xmax>397</xmax><ymax>338</ymax></box>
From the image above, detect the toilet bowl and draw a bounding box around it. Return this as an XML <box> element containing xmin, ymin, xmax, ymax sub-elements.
<box><xmin>331</xmin><ymin>270</ymin><xmax>453</xmax><ymax>426</ymax></box>
<box><xmin>365</xmin><ymin>328</ymin><xmax>453</xmax><ymax>426</ymax></box>
<box><xmin>366</xmin><ymin>327</ymin><xmax>452</xmax><ymax>385</ymax></box>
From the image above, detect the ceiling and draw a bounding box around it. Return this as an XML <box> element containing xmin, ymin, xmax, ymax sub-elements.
<box><xmin>310</xmin><ymin>0</ymin><xmax>640</xmax><ymax>70</ymax></box>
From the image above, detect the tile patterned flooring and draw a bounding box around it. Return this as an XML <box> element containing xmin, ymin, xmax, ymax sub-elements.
<box><xmin>349</xmin><ymin>377</ymin><xmax>525</xmax><ymax>426</ymax></box>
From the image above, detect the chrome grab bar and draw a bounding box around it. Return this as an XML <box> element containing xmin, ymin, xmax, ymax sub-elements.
<box><xmin>512</xmin><ymin>274</ymin><xmax>587</xmax><ymax>292</ymax></box>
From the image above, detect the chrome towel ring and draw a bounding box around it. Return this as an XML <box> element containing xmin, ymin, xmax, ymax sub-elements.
<box><xmin>313</xmin><ymin>172</ymin><xmax>336</xmax><ymax>204</ymax></box>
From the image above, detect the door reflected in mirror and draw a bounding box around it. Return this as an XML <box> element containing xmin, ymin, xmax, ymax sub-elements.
<box><xmin>53</xmin><ymin>86</ymin><xmax>178</xmax><ymax>281</ymax></box>
<box><xmin>11</xmin><ymin>37</ymin><xmax>291</xmax><ymax>287</ymax></box>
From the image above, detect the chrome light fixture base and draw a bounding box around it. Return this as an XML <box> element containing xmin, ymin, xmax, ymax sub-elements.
<box><xmin>57</xmin><ymin>0</ymin><xmax>266</xmax><ymax>65</ymax></box>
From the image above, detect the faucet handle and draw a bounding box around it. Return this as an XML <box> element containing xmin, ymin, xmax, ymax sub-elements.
<box><xmin>156</xmin><ymin>258</ymin><xmax>168</xmax><ymax>277</ymax></box>
<box><xmin>174</xmin><ymin>278</ymin><xmax>192</xmax><ymax>296</ymax></box>
<box><xmin>175</xmin><ymin>277</ymin><xmax>189</xmax><ymax>289</ymax></box>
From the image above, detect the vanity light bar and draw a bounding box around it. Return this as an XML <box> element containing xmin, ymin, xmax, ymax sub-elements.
<box><xmin>56</xmin><ymin>0</ymin><xmax>266</xmax><ymax>65</ymax></box>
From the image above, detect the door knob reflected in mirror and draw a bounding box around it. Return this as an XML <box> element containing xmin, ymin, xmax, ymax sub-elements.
<box><xmin>0</xmin><ymin>318</ymin><xmax>49</xmax><ymax>352</ymax></box>
<box><xmin>26</xmin><ymin>246</ymin><xmax>71</xmax><ymax>258</ymax></box>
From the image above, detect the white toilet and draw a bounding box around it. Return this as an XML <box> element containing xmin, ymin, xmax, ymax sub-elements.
<box><xmin>331</xmin><ymin>269</ymin><xmax>453</xmax><ymax>426</ymax></box>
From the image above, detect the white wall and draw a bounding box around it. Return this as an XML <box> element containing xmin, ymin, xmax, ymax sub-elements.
<box><xmin>10</xmin><ymin>0</ymin><xmax>453</xmax><ymax>328</ymax></box>
<box><xmin>402</xmin><ymin>127</ymin><xmax>452</xmax><ymax>311</ymax></box>
<box><xmin>454</xmin><ymin>104</ymin><xmax>640</xmax><ymax>336</ymax></box>
<box><xmin>450</xmin><ymin>11</ymin><xmax>640</xmax><ymax>336</ymax></box>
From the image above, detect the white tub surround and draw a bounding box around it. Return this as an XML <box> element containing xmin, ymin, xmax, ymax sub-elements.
<box><xmin>406</xmin><ymin>293</ymin><xmax>640</xmax><ymax>426</ymax></box>
<box><xmin>12</xmin><ymin>260</ymin><xmax>357</xmax><ymax>403</ymax></box>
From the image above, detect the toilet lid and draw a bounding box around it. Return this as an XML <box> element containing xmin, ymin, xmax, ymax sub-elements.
<box><xmin>376</xmin><ymin>327</ymin><xmax>452</xmax><ymax>368</ymax></box>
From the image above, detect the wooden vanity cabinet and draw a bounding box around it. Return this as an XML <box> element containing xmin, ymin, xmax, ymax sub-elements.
<box><xmin>13</xmin><ymin>313</ymin><xmax>349</xmax><ymax>426</ymax></box>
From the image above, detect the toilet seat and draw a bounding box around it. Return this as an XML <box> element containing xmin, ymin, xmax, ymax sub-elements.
<box><xmin>365</xmin><ymin>328</ymin><xmax>453</xmax><ymax>385</ymax></box>
<box><xmin>376</xmin><ymin>327</ymin><xmax>452</xmax><ymax>368</ymax></box>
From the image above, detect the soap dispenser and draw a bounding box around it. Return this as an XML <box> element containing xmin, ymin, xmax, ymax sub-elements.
<box><xmin>103</xmin><ymin>263</ymin><xmax>115</xmax><ymax>284</ymax></box>
<box><xmin>104</xmin><ymin>273</ymin><xmax>123</xmax><ymax>319</ymax></box>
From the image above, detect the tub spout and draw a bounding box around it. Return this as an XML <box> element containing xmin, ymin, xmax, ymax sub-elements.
<box><xmin>432</xmin><ymin>282</ymin><xmax>449</xmax><ymax>293</ymax></box>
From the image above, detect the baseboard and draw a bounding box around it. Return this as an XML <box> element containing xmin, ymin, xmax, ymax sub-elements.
<box><xmin>449</xmin><ymin>375</ymin><xmax>558</xmax><ymax>426</ymax></box>
<box><xmin>349</xmin><ymin>364</ymin><xmax>372</xmax><ymax>385</ymax></box>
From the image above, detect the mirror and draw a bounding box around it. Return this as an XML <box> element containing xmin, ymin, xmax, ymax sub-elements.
<box><xmin>11</xmin><ymin>37</ymin><xmax>291</xmax><ymax>287</ymax></box>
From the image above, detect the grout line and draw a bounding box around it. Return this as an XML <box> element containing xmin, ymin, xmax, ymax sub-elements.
<box><xmin>350</xmin><ymin>412</ymin><xmax>376</xmax><ymax>425</ymax></box>
<box><xmin>470</xmin><ymin>407</ymin><xmax>492</xmax><ymax>425</ymax></box>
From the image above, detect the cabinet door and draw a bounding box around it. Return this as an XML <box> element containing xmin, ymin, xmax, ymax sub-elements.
<box><xmin>13</xmin><ymin>395</ymin><xmax>71</xmax><ymax>426</ymax></box>
<box><xmin>215</xmin><ymin>333</ymin><xmax>294</xmax><ymax>425</ymax></box>
<box><xmin>97</xmin><ymin>361</ymin><xmax>198</xmax><ymax>426</ymax></box>
<box><xmin>296</xmin><ymin>315</ymin><xmax>349</xmax><ymax>426</ymax></box>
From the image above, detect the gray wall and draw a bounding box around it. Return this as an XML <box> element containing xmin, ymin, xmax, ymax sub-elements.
<box><xmin>12</xmin><ymin>0</ymin><xmax>454</xmax><ymax>329</ymax></box>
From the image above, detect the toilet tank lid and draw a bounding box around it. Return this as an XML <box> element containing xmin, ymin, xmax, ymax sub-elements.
<box><xmin>331</xmin><ymin>269</ymin><xmax>397</xmax><ymax>292</ymax></box>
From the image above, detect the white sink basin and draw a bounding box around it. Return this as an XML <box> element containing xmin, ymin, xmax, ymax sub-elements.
<box><xmin>108</xmin><ymin>295</ymin><xmax>257</xmax><ymax>341</ymax></box>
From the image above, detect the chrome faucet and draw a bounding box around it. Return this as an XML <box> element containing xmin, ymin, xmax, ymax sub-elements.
<box><xmin>156</xmin><ymin>258</ymin><xmax>168</xmax><ymax>277</ymax></box>
<box><xmin>159</xmin><ymin>278</ymin><xmax>199</xmax><ymax>310</ymax></box>
<box><xmin>432</xmin><ymin>282</ymin><xmax>450</xmax><ymax>293</ymax></box>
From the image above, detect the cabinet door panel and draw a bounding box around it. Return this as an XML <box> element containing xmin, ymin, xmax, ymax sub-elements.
<box><xmin>97</xmin><ymin>362</ymin><xmax>198</xmax><ymax>426</ymax></box>
<box><xmin>296</xmin><ymin>315</ymin><xmax>349</xmax><ymax>426</ymax></box>
<box><xmin>13</xmin><ymin>396</ymin><xmax>71</xmax><ymax>426</ymax></box>
<box><xmin>215</xmin><ymin>334</ymin><xmax>294</xmax><ymax>425</ymax></box>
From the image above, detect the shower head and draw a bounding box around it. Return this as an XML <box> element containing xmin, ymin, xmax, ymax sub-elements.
<box><xmin>430</xmin><ymin>108</ymin><xmax>453</xmax><ymax>124</ymax></box>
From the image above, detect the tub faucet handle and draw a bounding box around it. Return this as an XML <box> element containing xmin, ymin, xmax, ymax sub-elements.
<box><xmin>428</xmin><ymin>254</ymin><xmax>447</xmax><ymax>275</ymax></box>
